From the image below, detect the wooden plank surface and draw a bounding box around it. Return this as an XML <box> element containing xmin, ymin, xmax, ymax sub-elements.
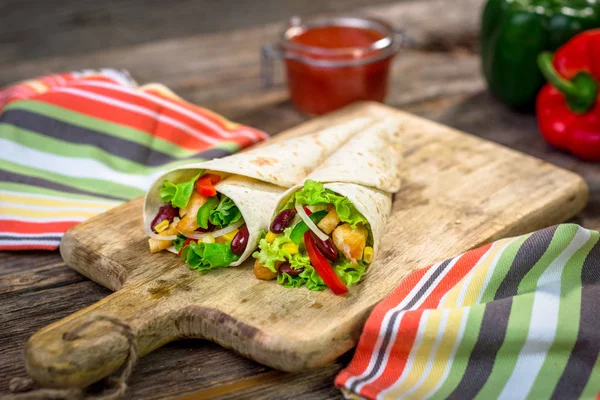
<box><xmin>2</xmin><ymin>0</ymin><xmax>600</xmax><ymax>398</ymax></box>
<box><xmin>24</xmin><ymin>102</ymin><xmax>587</xmax><ymax>390</ymax></box>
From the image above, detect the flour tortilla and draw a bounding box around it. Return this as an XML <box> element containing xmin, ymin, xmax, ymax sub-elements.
<box><xmin>306</xmin><ymin>117</ymin><xmax>402</xmax><ymax>192</ymax></box>
<box><xmin>144</xmin><ymin>117</ymin><xmax>373</xmax><ymax>266</ymax></box>
<box><xmin>194</xmin><ymin>117</ymin><xmax>373</xmax><ymax>188</ymax></box>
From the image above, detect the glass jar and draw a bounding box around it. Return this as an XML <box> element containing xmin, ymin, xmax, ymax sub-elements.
<box><xmin>262</xmin><ymin>16</ymin><xmax>407</xmax><ymax>115</ymax></box>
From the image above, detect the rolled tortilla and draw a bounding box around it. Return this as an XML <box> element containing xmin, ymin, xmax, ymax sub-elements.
<box><xmin>306</xmin><ymin>117</ymin><xmax>402</xmax><ymax>192</ymax></box>
<box><xmin>261</xmin><ymin>118</ymin><xmax>402</xmax><ymax>284</ymax></box>
<box><xmin>143</xmin><ymin>117</ymin><xmax>373</xmax><ymax>266</ymax></box>
<box><xmin>193</xmin><ymin>117</ymin><xmax>373</xmax><ymax>187</ymax></box>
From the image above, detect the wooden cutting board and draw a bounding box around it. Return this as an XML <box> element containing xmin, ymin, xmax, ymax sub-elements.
<box><xmin>26</xmin><ymin>102</ymin><xmax>588</xmax><ymax>389</ymax></box>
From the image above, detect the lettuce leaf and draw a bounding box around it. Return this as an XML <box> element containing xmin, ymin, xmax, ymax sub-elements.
<box><xmin>173</xmin><ymin>234</ymin><xmax>187</xmax><ymax>252</ymax></box>
<box><xmin>334</xmin><ymin>260</ymin><xmax>367</xmax><ymax>286</ymax></box>
<box><xmin>209</xmin><ymin>196</ymin><xmax>242</xmax><ymax>227</ymax></box>
<box><xmin>277</xmin><ymin>273</ymin><xmax>304</xmax><ymax>288</ymax></box>
<box><xmin>253</xmin><ymin>228</ymin><xmax>295</xmax><ymax>273</ymax></box>
<box><xmin>181</xmin><ymin>241</ymin><xmax>239</xmax><ymax>271</ymax></box>
<box><xmin>299</xmin><ymin>265</ymin><xmax>326</xmax><ymax>291</ymax></box>
<box><xmin>197</xmin><ymin>196</ymin><xmax>219</xmax><ymax>229</ymax></box>
<box><xmin>275</xmin><ymin>256</ymin><xmax>326</xmax><ymax>290</ymax></box>
<box><xmin>160</xmin><ymin>172</ymin><xmax>202</xmax><ymax>209</ymax></box>
<box><xmin>294</xmin><ymin>179</ymin><xmax>368</xmax><ymax>228</ymax></box>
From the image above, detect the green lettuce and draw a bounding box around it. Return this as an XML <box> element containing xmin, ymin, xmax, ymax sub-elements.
<box><xmin>299</xmin><ymin>265</ymin><xmax>327</xmax><ymax>291</ymax></box>
<box><xmin>277</xmin><ymin>273</ymin><xmax>304</xmax><ymax>288</ymax></box>
<box><xmin>334</xmin><ymin>260</ymin><xmax>367</xmax><ymax>286</ymax></box>
<box><xmin>209</xmin><ymin>196</ymin><xmax>242</xmax><ymax>227</ymax></box>
<box><xmin>197</xmin><ymin>196</ymin><xmax>219</xmax><ymax>229</ymax></box>
<box><xmin>181</xmin><ymin>241</ymin><xmax>239</xmax><ymax>271</ymax></box>
<box><xmin>294</xmin><ymin>179</ymin><xmax>368</xmax><ymax>228</ymax></box>
<box><xmin>173</xmin><ymin>234</ymin><xmax>187</xmax><ymax>252</ymax></box>
<box><xmin>160</xmin><ymin>172</ymin><xmax>202</xmax><ymax>209</ymax></box>
<box><xmin>280</xmin><ymin>260</ymin><xmax>365</xmax><ymax>290</ymax></box>
<box><xmin>275</xmin><ymin>255</ymin><xmax>326</xmax><ymax>290</ymax></box>
<box><xmin>253</xmin><ymin>228</ymin><xmax>297</xmax><ymax>273</ymax></box>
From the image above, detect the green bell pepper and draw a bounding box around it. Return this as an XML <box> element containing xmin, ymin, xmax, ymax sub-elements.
<box><xmin>289</xmin><ymin>210</ymin><xmax>327</xmax><ymax>244</ymax></box>
<box><xmin>481</xmin><ymin>0</ymin><xmax>600</xmax><ymax>110</ymax></box>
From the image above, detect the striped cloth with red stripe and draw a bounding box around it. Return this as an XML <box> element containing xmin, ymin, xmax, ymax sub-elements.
<box><xmin>336</xmin><ymin>224</ymin><xmax>600</xmax><ymax>400</ymax></box>
<box><xmin>0</xmin><ymin>69</ymin><xmax>267</xmax><ymax>250</ymax></box>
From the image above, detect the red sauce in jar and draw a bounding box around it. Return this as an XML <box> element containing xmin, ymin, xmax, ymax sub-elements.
<box><xmin>283</xmin><ymin>21</ymin><xmax>396</xmax><ymax>115</ymax></box>
<box><xmin>291</xmin><ymin>26</ymin><xmax>384</xmax><ymax>49</ymax></box>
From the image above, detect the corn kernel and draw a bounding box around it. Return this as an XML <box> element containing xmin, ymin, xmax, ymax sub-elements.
<box><xmin>363</xmin><ymin>246</ymin><xmax>374</xmax><ymax>263</ymax></box>
<box><xmin>266</xmin><ymin>231</ymin><xmax>279</xmax><ymax>243</ymax></box>
<box><xmin>282</xmin><ymin>242</ymin><xmax>299</xmax><ymax>255</ymax></box>
<box><xmin>202</xmin><ymin>234</ymin><xmax>215</xmax><ymax>244</ymax></box>
<box><xmin>222</xmin><ymin>229</ymin><xmax>239</xmax><ymax>242</ymax></box>
<box><xmin>154</xmin><ymin>220</ymin><xmax>170</xmax><ymax>233</ymax></box>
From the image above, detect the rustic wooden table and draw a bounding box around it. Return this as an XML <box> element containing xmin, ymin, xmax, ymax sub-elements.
<box><xmin>2</xmin><ymin>0</ymin><xmax>599</xmax><ymax>398</ymax></box>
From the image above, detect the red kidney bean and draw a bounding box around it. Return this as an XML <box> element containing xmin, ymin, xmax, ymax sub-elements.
<box><xmin>270</xmin><ymin>209</ymin><xmax>296</xmax><ymax>233</ymax></box>
<box><xmin>151</xmin><ymin>204</ymin><xmax>179</xmax><ymax>232</ymax></box>
<box><xmin>310</xmin><ymin>232</ymin><xmax>338</xmax><ymax>262</ymax></box>
<box><xmin>230</xmin><ymin>225</ymin><xmax>249</xmax><ymax>256</ymax></box>
<box><xmin>278</xmin><ymin>262</ymin><xmax>304</xmax><ymax>276</ymax></box>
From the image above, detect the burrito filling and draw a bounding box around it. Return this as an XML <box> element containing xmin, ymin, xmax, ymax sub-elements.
<box><xmin>252</xmin><ymin>180</ymin><xmax>373</xmax><ymax>295</ymax></box>
<box><xmin>148</xmin><ymin>171</ymin><xmax>247</xmax><ymax>270</ymax></box>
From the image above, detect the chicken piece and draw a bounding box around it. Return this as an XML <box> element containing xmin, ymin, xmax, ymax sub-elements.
<box><xmin>149</xmin><ymin>223</ymin><xmax>179</xmax><ymax>253</ymax></box>
<box><xmin>332</xmin><ymin>223</ymin><xmax>368</xmax><ymax>264</ymax></box>
<box><xmin>176</xmin><ymin>192</ymin><xmax>208</xmax><ymax>235</ymax></box>
<box><xmin>317</xmin><ymin>207</ymin><xmax>340</xmax><ymax>234</ymax></box>
<box><xmin>253</xmin><ymin>259</ymin><xmax>280</xmax><ymax>280</ymax></box>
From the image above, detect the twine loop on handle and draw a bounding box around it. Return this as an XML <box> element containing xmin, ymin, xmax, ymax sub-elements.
<box><xmin>2</xmin><ymin>315</ymin><xmax>137</xmax><ymax>400</ymax></box>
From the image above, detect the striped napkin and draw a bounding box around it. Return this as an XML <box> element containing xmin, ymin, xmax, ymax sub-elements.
<box><xmin>336</xmin><ymin>224</ymin><xmax>600</xmax><ymax>400</ymax></box>
<box><xmin>0</xmin><ymin>69</ymin><xmax>267</xmax><ymax>250</ymax></box>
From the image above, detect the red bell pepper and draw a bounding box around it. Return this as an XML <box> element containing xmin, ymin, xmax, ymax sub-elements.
<box><xmin>304</xmin><ymin>231</ymin><xmax>348</xmax><ymax>295</ymax></box>
<box><xmin>536</xmin><ymin>30</ymin><xmax>600</xmax><ymax>161</ymax></box>
<box><xmin>195</xmin><ymin>174</ymin><xmax>221</xmax><ymax>197</ymax></box>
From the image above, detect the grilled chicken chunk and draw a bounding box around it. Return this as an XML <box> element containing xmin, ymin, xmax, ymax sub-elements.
<box><xmin>332</xmin><ymin>223</ymin><xmax>368</xmax><ymax>264</ymax></box>
<box><xmin>176</xmin><ymin>192</ymin><xmax>208</xmax><ymax>235</ymax></box>
<box><xmin>148</xmin><ymin>223</ymin><xmax>179</xmax><ymax>253</ymax></box>
<box><xmin>317</xmin><ymin>207</ymin><xmax>340</xmax><ymax>234</ymax></box>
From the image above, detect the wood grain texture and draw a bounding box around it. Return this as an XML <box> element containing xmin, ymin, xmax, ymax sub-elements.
<box><xmin>25</xmin><ymin>102</ymin><xmax>587</xmax><ymax>389</ymax></box>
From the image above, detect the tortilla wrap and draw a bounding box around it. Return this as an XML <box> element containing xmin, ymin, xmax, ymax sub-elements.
<box><xmin>192</xmin><ymin>117</ymin><xmax>373</xmax><ymax>187</ymax></box>
<box><xmin>306</xmin><ymin>117</ymin><xmax>402</xmax><ymax>192</ymax></box>
<box><xmin>268</xmin><ymin>118</ymin><xmax>402</xmax><ymax>265</ymax></box>
<box><xmin>143</xmin><ymin>117</ymin><xmax>373</xmax><ymax>266</ymax></box>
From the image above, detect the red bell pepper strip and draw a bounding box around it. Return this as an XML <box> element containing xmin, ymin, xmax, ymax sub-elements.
<box><xmin>536</xmin><ymin>30</ymin><xmax>600</xmax><ymax>161</ymax></box>
<box><xmin>304</xmin><ymin>231</ymin><xmax>348</xmax><ymax>295</ymax></box>
<box><xmin>195</xmin><ymin>174</ymin><xmax>221</xmax><ymax>197</ymax></box>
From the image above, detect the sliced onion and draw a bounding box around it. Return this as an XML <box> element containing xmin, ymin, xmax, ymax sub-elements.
<box><xmin>182</xmin><ymin>219</ymin><xmax>245</xmax><ymax>240</ymax></box>
<box><xmin>144</xmin><ymin>217</ymin><xmax>180</xmax><ymax>241</ymax></box>
<box><xmin>295</xmin><ymin>204</ymin><xmax>329</xmax><ymax>241</ymax></box>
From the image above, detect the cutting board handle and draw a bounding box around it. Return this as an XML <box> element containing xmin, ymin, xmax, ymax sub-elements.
<box><xmin>23</xmin><ymin>286</ymin><xmax>181</xmax><ymax>389</ymax></box>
